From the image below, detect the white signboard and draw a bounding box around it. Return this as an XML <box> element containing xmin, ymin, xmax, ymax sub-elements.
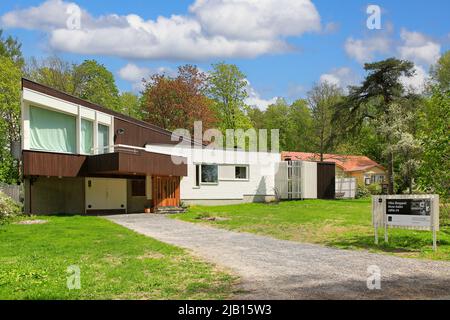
<box><xmin>372</xmin><ymin>194</ymin><xmax>440</xmax><ymax>250</ymax></box>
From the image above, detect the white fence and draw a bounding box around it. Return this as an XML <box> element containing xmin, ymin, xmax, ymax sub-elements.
<box><xmin>335</xmin><ymin>178</ymin><xmax>356</xmax><ymax>199</ymax></box>
<box><xmin>0</xmin><ymin>182</ymin><xmax>21</xmax><ymax>203</ymax></box>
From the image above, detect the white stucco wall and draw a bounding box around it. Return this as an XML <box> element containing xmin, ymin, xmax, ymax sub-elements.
<box><xmin>146</xmin><ymin>144</ymin><xmax>281</xmax><ymax>201</ymax></box>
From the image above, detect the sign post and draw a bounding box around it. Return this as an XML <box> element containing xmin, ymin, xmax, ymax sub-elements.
<box><xmin>372</xmin><ymin>195</ymin><xmax>439</xmax><ymax>251</ymax></box>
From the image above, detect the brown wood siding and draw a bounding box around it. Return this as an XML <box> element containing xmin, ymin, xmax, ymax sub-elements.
<box><xmin>317</xmin><ymin>162</ymin><xmax>336</xmax><ymax>199</ymax></box>
<box><xmin>23</xmin><ymin>150</ymin><xmax>187</xmax><ymax>177</ymax></box>
<box><xmin>87</xmin><ymin>151</ymin><xmax>187</xmax><ymax>177</ymax></box>
<box><xmin>113</xmin><ymin>118</ymin><xmax>177</xmax><ymax>147</ymax></box>
<box><xmin>23</xmin><ymin>150</ymin><xmax>87</xmax><ymax>177</ymax></box>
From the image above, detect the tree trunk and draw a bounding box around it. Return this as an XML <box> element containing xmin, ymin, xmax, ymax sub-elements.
<box><xmin>387</xmin><ymin>151</ymin><xmax>394</xmax><ymax>194</ymax></box>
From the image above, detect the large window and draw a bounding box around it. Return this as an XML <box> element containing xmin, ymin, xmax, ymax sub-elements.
<box><xmin>97</xmin><ymin>124</ymin><xmax>109</xmax><ymax>154</ymax></box>
<box><xmin>29</xmin><ymin>105</ymin><xmax>76</xmax><ymax>153</ymax></box>
<box><xmin>81</xmin><ymin>119</ymin><xmax>93</xmax><ymax>155</ymax></box>
<box><xmin>201</xmin><ymin>164</ymin><xmax>218</xmax><ymax>184</ymax></box>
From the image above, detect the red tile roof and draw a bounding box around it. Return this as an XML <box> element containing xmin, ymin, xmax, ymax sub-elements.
<box><xmin>281</xmin><ymin>152</ymin><xmax>385</xmax><ymax>172</ymax></box>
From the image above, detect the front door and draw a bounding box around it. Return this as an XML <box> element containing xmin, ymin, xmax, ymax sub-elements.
<box><xmin>152</xmin><ymin>176</ymin><xmax>180</xmax><ymax>208</ymax></box>
<box><xmin>85</xmin><ymin>178</ymin><xmax>127</xmax><ymax>213</ymax></box>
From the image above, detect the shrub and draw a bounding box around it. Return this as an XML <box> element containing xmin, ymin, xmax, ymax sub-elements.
<box><xmin>0</xmin><ymin>191</ymin><xmax>22</xmax><ymax>224</ymax></box>
<box><xmin>356</xmin><ymin>183</ymin><xmax>370</xmax><ymax>199</ymax></box>
<box><xmin>367</xmin><ymin>183</ymin><xmax>382</xmax><ymax>195</ymax></box>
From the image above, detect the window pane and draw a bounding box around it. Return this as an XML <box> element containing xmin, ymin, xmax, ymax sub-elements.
<box><xmin>201</xmin><ymin>165</ymin><xmax>218</xmax><ymax>183</ymax></box>
<box><xmin>81</xmin><ymin>119</ymin><xmax>93</xmax><ymax>154</ymax></box>
<box><xmin>235</xmin><ymin>166</ymin><xmax>247</xmax><ymax>179</ymax></box>
<box><xmin>29</xmin><ymin>105</ymin><xmax>76</xmax><ymax>153</ymax></box>
<box><xmin>97</xmin><ymin>124</ymin><xmax>109</xmax><ymax>154</ymax></box>
<box><xmin>131</xmin><ymin>180</ymin><xmax>146</xmax><ymax>196</ymax></box>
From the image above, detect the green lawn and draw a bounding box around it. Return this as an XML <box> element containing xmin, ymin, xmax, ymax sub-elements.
<box><xmin>0</xmin><ymin>216</ymin><xmax>234</xmax><ymax>300</ymax></box>
<box><xmin>173</xmin><ymin>199</ymin><xmax>450</xmax><ymax>261</ymax></box>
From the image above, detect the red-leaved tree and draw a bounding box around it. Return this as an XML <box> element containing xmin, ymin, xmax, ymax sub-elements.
<box><xmin>141</xmin><ymin>65</ymin><xmax>216</xmax><ymax>132</ymax></box>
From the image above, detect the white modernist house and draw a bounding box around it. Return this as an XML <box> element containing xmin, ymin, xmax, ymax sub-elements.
<box><xmin>21</xmin><ymin>79</ymin><xmax>337</xmax><ymax>215</ymax></box>
<box><xmin>146</xmin><ymin>144</ymin><xmax>281</xmax><ymax>205</ymax></box>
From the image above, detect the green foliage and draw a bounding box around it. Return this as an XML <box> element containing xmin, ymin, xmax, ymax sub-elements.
<box><xmin>26</xmin><ymin>57</ymin><xmax>121</xmax><ymax>112</ymax></box>
<box><xmin>73</xmin><ymin>60</ymin><xmax>120</xmax><ymax>111</ymax></box>
<box><xmin>0</xmin><ymin>191</ymin><xmax>21</xmax><ymax>224</ymax></box>
<box><xmin>119</xmin><ymin>91</ymin><xmax>142</xmax><ymax>119</ymax></box>
<box><xmin>355</xmin><ymin>183</ymin><xmax>371</xmax><ymax>199</ymax></box>
<box><xmin>430</xmin><ymin>50</ymin><xmax>450</xmax><ymax>92</ymax></box>
<box><xmin>417</xmin><ymin>87</ymin><xmax>450</xmax><ymax>200</ymax></box>
<box><xmin>0</xmin><ymin>29</ymin><xmax>24</xmax><ymax>68</ymax></box>
<box><xmin>0</xmin><ymin>56</ymin><xmax>21</xmax><ymax>183</ymax></box>
<box><xmin>247</xmin><ymin>98</ymin><xmax>315</xmax><ymax>152</ymax></box>
<box><xmin>307</xmin><ymin>82</ymin><xmax>343</xmax><ymax>160</ymax></box>
<box><xmin>208</xmin><ymin>62</ymin><xmax>251</xmax><ymax>132</ymax></box>
<box><xmin>0</xmin><ymin>216</ymin><xmax>234</xmax><ymax>299</ymax></box>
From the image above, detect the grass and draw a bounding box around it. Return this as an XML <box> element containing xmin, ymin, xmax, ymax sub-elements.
<box><xmin>172</xmin><ymin>199</ymin><xmax>450</xmax><ymax>261</ymax></box>
<box><xmin>0</xmin><ymin>215</ymin><xmax>235</xmax><ymax>300</ymax></box>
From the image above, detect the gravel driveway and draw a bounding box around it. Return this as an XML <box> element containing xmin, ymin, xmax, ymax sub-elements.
<box><xmin>105</xmin><ymin>214</ymin><xmax>450</xmax><ymax>300</ymax></box>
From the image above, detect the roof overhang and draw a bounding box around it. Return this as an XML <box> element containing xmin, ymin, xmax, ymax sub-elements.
<box><xmin>23</xmin><ymin>150</ymin><xmax>187</xmax><ymax>177</ymax></box>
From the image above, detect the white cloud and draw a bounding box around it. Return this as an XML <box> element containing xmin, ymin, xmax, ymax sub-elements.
<box><xmin>400</xmin><ymin>64</ymin><xmax>429</xmax><ymax>94</ymax></box>
<box><xmin>245</xmin><ymin>80</ymin><xmax>279</xmax><ymax>110</ymax></box>
<box><xmin>118</xmin><ymin>63</ymin><xmax>175</xmax><ymax>91</ymax></box>
<box><xmin>118</xmin><ymin>63</ymin><xmax>150</xmax><ymax>83</ymax></box>
<box><xmin>189</xmin><ymin>0</ymin><xmax>321</xmax><ymax>40</ymax></box>
<box><xmin>319</xmin><ymin>67</ymin><xmax>358</xmax><ymax>91</ymax></box>
<box><xmin>398</xmin><ymin>29</ymin><xmax>441</xmax><ymax>66</ymax></box>
<box><xmin>1</xmin><ymin>0</ymin><xmax>321</xmax><ymax>60</ymax></box>
<box><xmin>344</xmin><ymin>35</ymin><xmax>391</xmax><ymax>64</ymax></box>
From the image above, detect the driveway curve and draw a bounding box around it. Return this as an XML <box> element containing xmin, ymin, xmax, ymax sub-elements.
<box><xmin>105</xmin><ymin>214</ymin><xmax>450</xmax><ymax>300</ymax></box>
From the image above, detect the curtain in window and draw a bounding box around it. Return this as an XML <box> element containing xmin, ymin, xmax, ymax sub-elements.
<box><xmin>29</xmin><ymin>106</ymin><xmax>76</xmax><ymax>153</ymax></box>
<box><xmin>97</xmin><ymin>124</ymin><xmax>109</xmax><ymax>154</ymax></box>
<box><xmin>81</xmin><ymin>119</ymin><xmax>93</xmax><ymax>154</ymax></box>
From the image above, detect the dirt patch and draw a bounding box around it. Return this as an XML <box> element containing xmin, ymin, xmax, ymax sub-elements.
<box><xmin>138</xmin><ymin>251</ymin><xmax>165</xmax><ymax>260</ymax></box>
<box><xmin>14</xmin><ymin>220</ymin><xmax>48</xmax><ymax>225</ymax></box>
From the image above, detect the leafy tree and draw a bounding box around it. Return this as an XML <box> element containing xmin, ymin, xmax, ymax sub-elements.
<box><xmin>307</xmin><ymin>82</ymin><xmax>343</xmax><ymax>161</ymax></box>
<box><xmin>72</xmin><ymin>60</ymin><xmax>120</xmax><ymax>111</ymax></box>
<box><xmin>430</xmin><ymin>50</ymin><xmax>450</xmax><ymax>92</ymax></box>
<box><xmin>25</xmin><ymin>56</ymin><xmax>76</xmax><ymax>94</ymax></box>
<box><xmin>0</xmin><ymin>56</ymin><xmax>21</xmax><ymax>183</ymax></box>
<box><xmin>288</xmin><ymin>99</ymin><xmax>315</xmax><ymax>151</ymax></box>
<box><xmin>141</xmin><ymin>65</ymin><xmax>216</xmax><ymax>131</ymax></box>
<box><xmin>208</xmin><ymin>62</ymin><xmax>251</xmax><ymax>132</ymax></box>
<box><xmin>262</xmin><ymin>98</ymin><xmax>293</xmax><ymax>151</ymax></box>
<box><xmin>26</xmin><ymin>57</ymin><xmax>121</xmax><ymax>111</ymax></box>
<box><xmin>417</xmin><ymin>86</ymin><xmax>450</xmax><ymax>200</ymax></box>
<box><xmin>0</xmin><ymin>29</ymin><xmax>24</xmax><ymax>68</ymax></box>
<box><xmin>119</xmin><ymin>92</ymin><xmax>143</xmax><ymax>120</ymax></box>
<box><xmin>335</xmin><ymin>58</ymin><xmax>416</xmax><ymax>194</ymax></box>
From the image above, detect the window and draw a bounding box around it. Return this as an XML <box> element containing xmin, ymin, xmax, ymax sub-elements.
<box><xmin>97</xmin><ymin>124</ymin><xmax>109</xmax><ymax>154</ymax></box>
<box><xmin>201</xmin><ymin>164</ymin><xmax>218</xmax><ymax>184</ymax></box>
<box><xmin>371</xmin><ymin>174</ymin><xmax>385</xmax><ymax>184</ymax></box>
<box><xmin>81</xmin><ymin>119</ymin><xmax>93</xmax><ymax>154</ymax></box>
<box><xmin>195</xmin><ymin>165</ymin><xmax>200</xmax><ymax>187</ymax></box>
<box><xmin>131</xmin><ymin>180</ymin><xmax>146</xmax><ymax>197</ymax></box>
<box><xmin>29</xmin><ymin>105</ymin><xmax>76</xmax><ymax>153</ymax></box>
<box><xmin>235</xmin><ymin>166</ymin><xmax>248</xmax><ymax>179</ymax></box>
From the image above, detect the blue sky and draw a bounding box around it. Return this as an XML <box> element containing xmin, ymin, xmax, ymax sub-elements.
<box><xmin>1</xmin><ymin>0</ymin><xmax>449</xmax><ymax>108</ymax></box>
